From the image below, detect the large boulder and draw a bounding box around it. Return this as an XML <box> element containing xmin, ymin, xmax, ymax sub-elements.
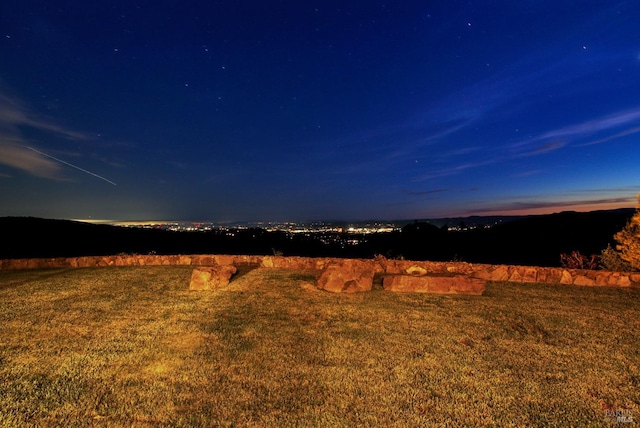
<box><xmin>406</xmin><ymin>265</ymin><xmax>428</xmax><ymax>276</ymax></box>
<box><xmin>383</xmin><ymin>274</ymin><xmax>486</xmax><ymax>295</ymax></box>
<box><xmin>316</xmin><ymin>260</ymin><xmax>375</xmax><ymax>293</ymax></box>
<box><xmin>189</xmin><ymin>266</ymin><xmax>237</xmax><ymax>290</ymax></box>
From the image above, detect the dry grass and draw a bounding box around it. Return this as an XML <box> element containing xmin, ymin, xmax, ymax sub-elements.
<box><xmin>0</xmin><ymin>266</ymin><xmax>638</xmax><ymax>427</ymax></box>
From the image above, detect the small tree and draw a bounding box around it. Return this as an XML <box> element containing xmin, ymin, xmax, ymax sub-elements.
<box><xmin>560</xmin><ymin>251</ymin><xmax>599</xmax><ymax>270</ymax></box>
<box><xmin>613</xmin><ymin>194</ymin><xmax>640</xmax><ymax>271</ymax></box>
<box><xmin>600</xmin><ymin>244</ymin><xmax>631</xmax><ymax>272</ymax></box>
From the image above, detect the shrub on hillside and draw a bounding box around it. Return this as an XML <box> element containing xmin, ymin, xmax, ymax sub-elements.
<box><xmin>613</xmin><ymin>194</ymin><xmax>640</xmax><ymax>271</ymax></box>
<box><xmin>599</xmin><ymin>244</ymin><xmax>632</xmax><ymax>272</ymax></box>
<box><xmin>560</xmin><ymin>251</ymin><xmax>599</xmax><ymax>270</ymax></box>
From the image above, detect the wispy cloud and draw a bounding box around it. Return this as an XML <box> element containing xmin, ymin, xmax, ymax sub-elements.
<box><xmin>0</xmin><ymin>87</ymin><xmax>115</xmax><ymax>183</ymax></box>
<box><xmin>0</xmin><ymin>139</ymin><xmax>61</xmax><ymax>179</ymax></box>
<box><xmin>518</xmin><ymin>140</ymin><xmax>569</xmax><ymax>158</ymax></box>
<box><xmin>279</xmin><ymin>26</ymin><xmax>636</xmax><ymax>188</ymax></box>
<box><xmin>385</xmin><ymin>48</ymin><xmax>623</xmax><ymax>182</ymax></box>
<box><xmin>571</xmin><ymin>185</ymin><xmax>640</xmax><ymax>195</ymax></box>
<box><xmin>540</xmin><ymin>108</ymin><xmax>640</xmax><ymax>141</ymax></box>
<box><xmin>409</xmin><ymin>104</ymin><xmax>640</xmax><ymax>183</ymax></box>
<box><xmin>414</xmin><ymin>159</ymin><xmax>497</xmax><ymax>182</ymax></box>
<box><xmin>509</xmin><ymin>106</ymin><xmax>640</xmax><ymax>158</ymax></box>
<box><xmin>579</xmin><ymin>125</ymin><xmax>640</xmax><ymax>147</ymax></box>
<box><xmin>0</xmin><ymin>91</ymin><xmax>89</xmax><ymax>141</ymax></box>
<box><xmin>406</xmin><ymin>189</ymin><xmax>448</xmax><ymax>197</ymax></box>
<box><xmin>419</xmin><ymin>43</ymin><xmax>612</xmax><ymax>131</ymax></box>
<box><xmin>472</xmin><ymin>195</ymin><xmax>637</xmax><ymax>215</ymax></box>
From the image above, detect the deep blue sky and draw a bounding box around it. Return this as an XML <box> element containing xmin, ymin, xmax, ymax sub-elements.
<box><xmin>1</xmin><ymin>1</ymin><xmax>639</xmax><ymax>222</ymax></box>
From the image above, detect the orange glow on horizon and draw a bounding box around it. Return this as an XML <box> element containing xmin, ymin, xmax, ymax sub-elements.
<box><xmin>474</xmin><ymin>200</ymin><xmax>635</xmax><ymax>217</ymax></box>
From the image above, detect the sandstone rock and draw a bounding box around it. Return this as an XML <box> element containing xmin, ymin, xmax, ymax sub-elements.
<box><xmin>312</xmin><ymin>258</ymin><xmax>333</xmax><ymax>271</ymax></box>
<box><xmin>609</xmin><ymin>274</ymin><xmax>632</xmax><ymax>287</ymax></box>
<box><xmin>261</xmin><ymin>256</ymin><xmax>275</xmax><ymax>268</ymax></box>
<box><xmin>472</xmin><ymin>265</ymin><xmax>509</xmax><ymax>281</ymax></box>
<box><xmin>383</xmin><ymin>274</ymin><xmax>486</xmax><ymax>295</ymax></box>
<box><xmin>406</xmin><ymin>265</ymin><xmax>427</xmax><ymax>276</ymax></box>
<box><xmin>508</xmin><ymin>267</ymin><xmax>525</xmax><ymax>282</ymax></box>
<box><xmin>560</xmin><ymin>270</ymin><xmax>574</xmax><ymax>285</ymax></box>
<box><xmin>373</xmin><ymin>254</ymin><xmax>391</xmax><ymax>272</ymax></box>
<box><xmin>178</xmin><ymin>255</ymin><xmax>192</xmax><ymax>265</ymax></box>
<box><xmin>135</xmin><ymin>256</ymin><xmax>148</xmax><ymax>265</ymax></box>
<box><xmin>1</xmin><ymin>253</ymin><xmax>637</xmax><ymax>293</ymax></box>
<box><xmin>80</xmin><ymin>256</ymin><xmax>98</xmax><ymax>267</ymax></box>
<box><xmin>489</xmin><ymin>265</ymin><xmax>510</xmax><ymax>281</ymax></box>
<box><xmin>316</xmin><ymin>260</ymin><xmax>374</xmax><ymax>293</ymax></box>
<box><xmin>374</xmin><ymin>255</ymin><xmax>418</xmax><ymax>274</ymax></box>
<box><xmin>470</xmin><ymin>269</ymin><xmax>491</xmax><ymax>281</ymax></box>
<box><xmin>595</xmin><ymin>274</ymin><xmax>610</xmax><ymax>287</ymax></box>
<box><xmin>261</xmin><ymin>255</ymin><xmax>321</xmax><ymax>270</ymax></box>
<box><xmin>189</xmin><ymin>266</ymin><xmax>237</xmax><ymax>290</ymax></box>
<box><xmin>96</xmin><ymin>257</ymin><xmax>110</xmax><ymax>267</ymax></box>
<box><xmin>539</xmin><ymin>268</ymin><xmax>562</xmax><ymax>284</ymax></box>
<box><xmin>447</xmin><ymin>262</ymin><xmax>475</xmax><ymax>275</ymax></box>
<box><xmin>522</xmin><ymin>267</ymin><xmax>538</xmax><ymax>283</ymax></box>
<box><xmin>573</xmin><ymin>274</ymin><xmax>596</xmax><ymax>286</ymax></box>
<box><xmin>295</xmin><ymin>257</ymin><xmax>326</xmax><ymax>270</ymax></box>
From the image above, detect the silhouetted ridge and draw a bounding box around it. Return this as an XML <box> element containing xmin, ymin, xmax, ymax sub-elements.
<box><xmin>1</xmin><ymin>217</ymin><xmax>189</xmax><ymax>259</ymax></box>
<box><xmin>1</xmin><ymin>209</ymin><xmax>634</xmax><ymax>266</ymax></box>
<box><xmin>448</xmin><ymin>209</ymin><xmax>634</xmax><ymax>266</ymax></box>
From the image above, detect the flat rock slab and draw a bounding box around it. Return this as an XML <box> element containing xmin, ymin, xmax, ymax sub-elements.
<box><xmin>383</xmin><ymin>274</ymin><xmax>486</xmax><ymax>295</ymax></box>
<box><xmin>190</xmin><ymin>266</ymin><xmax>237</xmax><ymax>290</ymax></box>
<box><xmin>316</xmin><ymin>260</ymin><xmax>374</xmax><ymax>293</ymax></box>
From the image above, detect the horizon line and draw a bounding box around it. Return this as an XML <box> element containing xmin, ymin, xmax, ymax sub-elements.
<box><xmin>63</xmin><ymin>205</ymin><xmax>635</xmax><ymax>226</ymax></box>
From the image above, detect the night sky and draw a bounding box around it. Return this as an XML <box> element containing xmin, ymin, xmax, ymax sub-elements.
<box><xmin>1</xmin><ymin>1</ymin><xmax>639</xmax><ymax>222</ymax></box>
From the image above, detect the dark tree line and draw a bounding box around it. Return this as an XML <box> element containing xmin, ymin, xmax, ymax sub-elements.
<box><xmin>1</xmin><ymin>209</ymin><xmax>633</xmax><ymax>267</ymax></box>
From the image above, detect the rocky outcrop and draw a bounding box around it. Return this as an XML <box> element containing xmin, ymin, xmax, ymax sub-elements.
<box><xmin>260</xmin><ymin>256</ymin><xmax>334</xmax><ymax>271</ymax></box>
<box><xmin>316</xmin><ymin>260</ymin><xmax>375</xmax><ymax>293</ymax></box>
<box><xmin>383</xmin><ymin>274</ymin><xmax>486</xmax><ymax>295</ymax></box>
<box><xmin>405</xmin><ymin>265</ymin><xmax>428</xmax><ymax>276</ymax></box>
<box><xmin>1</xmin><ymin>255</ymin><xmax>638</xmax><ymax>289</ymax></box>
<box><xmin>189</xmin><ymin>266</ymin><xmax>238</xmax><ymax>290</ymax></box>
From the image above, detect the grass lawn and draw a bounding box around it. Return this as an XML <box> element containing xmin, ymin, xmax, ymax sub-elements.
<box><xmin>0</xmin><ymin>265</ymin><xmax>638</xmax><ymax>427</ymax></box>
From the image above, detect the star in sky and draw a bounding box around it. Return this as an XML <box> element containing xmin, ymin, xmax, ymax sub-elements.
<box><xmin>0</xmin><ymin>1</ymin><xmax>638</xmax><ymax>221</ymax></box>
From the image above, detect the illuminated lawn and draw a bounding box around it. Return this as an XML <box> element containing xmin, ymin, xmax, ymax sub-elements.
<box><xmin>0</xmin><ymin>266</ymin><xmax>638</xmax><ymax>426</ymax></box>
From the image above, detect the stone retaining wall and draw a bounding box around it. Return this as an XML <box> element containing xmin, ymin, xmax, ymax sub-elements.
<box><xmin>1</xmin><ymin>254</ymin><xmax>638</xmax><ymax>287</ymax></box>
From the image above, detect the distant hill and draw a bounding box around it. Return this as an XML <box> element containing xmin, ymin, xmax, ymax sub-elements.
<box><xmin>449</xmin><ymin>209</ymin><xmax>634</xmax><ymax>266</ymax></box>
<box><xmin>414</xmin><ymin>215</ymin><xmax>527</xmax><ymax>229</ymax></box>
<box><xmin>357</xmin><ymin>209</ymin><xmax>633</xmax><ymax>267</ymax></box>
<box><xmin>0</xmin><ymin>217</ymin><xmax>216</xmax><ymax>259</ymax></box>
<box><xmin>0</xmin><ymin>209</ymin><xmax>635</xmax><ymax>266</ymax></box>
<box><xmin>0</xmin><ymin>217</ymin><xmax>328</xmax><ymax>259</ymax></box>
